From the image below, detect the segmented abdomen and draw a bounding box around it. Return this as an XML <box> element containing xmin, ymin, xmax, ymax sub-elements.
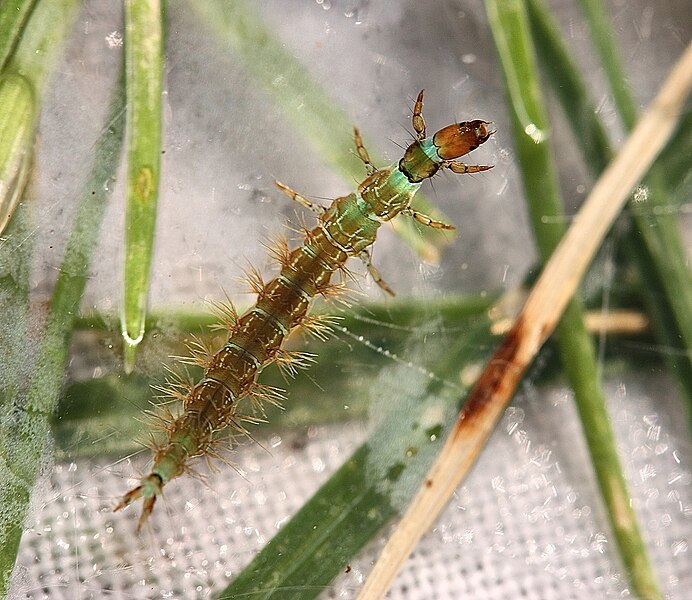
<box><xmin>147</xmin><ymin>183</ymin><xmax>413</xmax><ymax>486</ymax></box>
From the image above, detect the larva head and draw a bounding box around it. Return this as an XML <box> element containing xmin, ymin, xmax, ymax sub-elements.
<box><xmin>433</xmin><ymin>120</ymin><xmax>493</xmax><ymax>160</ymax></box>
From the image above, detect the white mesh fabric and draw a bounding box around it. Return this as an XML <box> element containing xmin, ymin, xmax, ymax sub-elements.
<box><xmin>12</xmin><ymin>374</ymin><xmax>691</xmax><ymax>599</ymax></box>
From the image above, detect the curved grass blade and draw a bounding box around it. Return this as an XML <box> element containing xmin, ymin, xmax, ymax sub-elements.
<box><xmin>0</xmin><ymin>0</ymin><xmax>38</xmax><ymax>70</ymax></box>
<box><xmin>523</xmin><ymin>0</ymin><xmax>611</xmax><ymax>175</ymax></box>
<box><xmin>0</xmin><ymin>0</ymin><xmax>104</xmax><ymax>596</ymax></box>
<box><xmin>0</xmin><ymin>73</ymin><xmax>34</xmax><ymax>236</ymax></box>
<box><xmin>0</xmin><ymin>189</ymin><xmax>33</xmax><ymax>600</ymax></box>
<box><xmin>1</xmin><ymin>0</ymin><xmax>79</xmax><ymax>240</ymax></box>
<box><xmin>56</xmin><ymin>295</ymin><xmax>497</xmax><ymax>460</ymax></box>
<box><xmin>5</xmin><ymin>0</ymin><xmax>78</xmax><ymax>89</ymax></box>
<box><xmin>55</xmin><ymin>298</ymin><xmax>650</xmax><ymax>462</ymax></box>
<box><xmin>121</xmin><ymin>0</ymin><xmax>164</xmax><ymax>371</ymax></box>
<box><xmin>187</xmin><ymin>0</ymin><xmax>450</xmax><ymax>263</ymax></box>
<box><xmin>1</xmin><ymin>70</ymin><xmax>126</xmax><ymax>598</ymax></box>
<box><xmin>578</xmin><ymin>0</ymin><xmax>637</xmax><ymax>130</ymax></box>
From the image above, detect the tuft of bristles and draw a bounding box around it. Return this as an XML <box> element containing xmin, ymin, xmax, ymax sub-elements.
<box><xmin>275</xmin><ymin>348</ymin><xmax>317</xmax><ymax>378</ymax></box>
<box><xmin>262</xmin><ymin>234</ymin><xmax>292</xmax><ymax>269</ymax></box>
<box><xmin>241</xmin><ymin>265</ymin><xmax>266</xmax><ymax>298</ymax></box>
<box><xmin>208</xmin><ymin>293</ymin><xmax>239</xmax><ymax>333</ymax></box>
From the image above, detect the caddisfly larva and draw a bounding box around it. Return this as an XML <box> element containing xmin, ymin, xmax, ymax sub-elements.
<box><xmin>115</xmin><ymin>91</ymin><xmax>494</xmax><ymax>530</ymax></box>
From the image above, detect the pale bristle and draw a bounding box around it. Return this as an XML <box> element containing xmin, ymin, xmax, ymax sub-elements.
<box><xmin>248</xmin><ymin>382</ymin><xmax>286</xmax><ymax>411</ymax></box>
<box><xmin>151</xmin><ymin>378</ymin><xmax>193</xmax><ymax>404</ymax></box>
<box><xmin>301</xmin><ymin>313</ymin><xmax>341</xmax><ymax>341</ymax></box>
<box><xmin>242</xmin><ymin>264</ymin><xmax>266</xmax><ymax>297</ymax></box>
<box><xmin>262</xmin><ymin>235</ymin><xmax>292</xmax><ymax>269</ymax></box>
<box><xmin>208</xmin><ymin>294</ymin><xmax>239</xmax><ymax>333</ymax></box>
<box><xmin>275</xmin><ymin>348</ymin><xmax>318</xmax><ymax>378</ymax></box>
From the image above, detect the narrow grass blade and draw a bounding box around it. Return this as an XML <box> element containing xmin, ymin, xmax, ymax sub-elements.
<box><xmin>56</xmin><ymin>302</ymin><xmax>650</xmax><ymax>463</ymax></box>
<box><xmin>527</xmin><ymin>0</ymin><xmax>692</xmax><ymax>411</ymax></box>
<box><xmin>0</xmin><ymin>66</ymin><xmax>126</xmax><ymax>596</ymax></box>
<box><xmin>57</xmin><ymin>295</ymin><xmax>496</xmax><ymax>459</ymax></box>
<box><xmin>121</xmin><ymin>0</ymin><xmax>164</xmax><ymax>371</ymax></box>
<box><xmin>524</xmin><ymin>0</ymin><xmax>611</xmax><ymax>175</ymax></box>
<box><xmin>1</xmin><ymin>0</ymin><xmax>79</xmax><ymax>239</ymax></box>
<box><xmin>0</xmin><ymin>2</ymin><xmax>79</xmax><ymax>594</ymax></box>
<box><xmin>655</xmin><ymin>109</ymin><xmax>691</xmax><ymax>193</ymax></box>
<box><xmin>356</xmin><ymin>32</ymin><xmax>692</xmax><ymax>600</ymax></box>
<box><xmin>187</xmin><ymin>0</ymin><xmax>449</xmax><ymax>262</ymax></box>
<box><xmin>0</xmin><ymin>195</ymin><xmax>33</xmax><ymax>600</ymax></box>
<box><xmin>0</xmin><ymin>0</ymin><xmax>37</xmax><ymax>70</ymax></box>
<box><xmin>578</xmin><ymin>0</ymin><xmax>637</xmax><ymax>130</ymax></box>
<box><xmin>0</xmin><ymin>73</ymin><xmax>34</xmax><ymax>235</ymax></box>
<box><xmin>5</xmin><ymin>0</ymin><xmax>78</xmax><ymax>89</ymax></box>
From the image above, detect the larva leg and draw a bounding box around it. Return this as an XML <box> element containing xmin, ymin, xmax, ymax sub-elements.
<box><xmin>353</xmin><ymin>127</ymin><xmax>377</xmax><ymax>175</ymax></box>
<box><xmin>357</xmin><ymin>248</ymin><xmax>395</xmax><ymax>296</ymax></box>
<box><xmin>413</xmin><ymin>89</ymin><xmax>426</xmax><ymax>140</ymax></box>
<box><xmin>274</xmin><ymin>180</ymin><xmax>327</xmax><ymax>214</ymax></box>
<box><xmin>443</xmin><ymin>160</ymin><xmax>494</xmax><ymax>175</ymax></box>
<box><xmin>401</xmin><ymin>208</ymin><xmax>455</xmax><ymax>230</ymax></box>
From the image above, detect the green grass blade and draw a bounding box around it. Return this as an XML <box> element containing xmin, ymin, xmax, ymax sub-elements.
<box><xmin>0</xmin><ymin>1</ymin><xmax>79</xmax><ymax>594</ymax></box>
<box><xmin>484</xmin><ymin>1</ymin><xmax>663</xmax><ymax>598</ymax></box>
<box><xmin>121</xmin><ymin>0</ymin><xmax>164</xmax><ymax>371</ymax></box>
<box><xmin>578</xmin><ymin>0</ymin><xmax>637</xmax><ymax>130</ymax></box>
<box><xmin>6</xmin><ymin>0</ymin><xmax>78</xmax><ymax>89</ymax></box>
<box><xmin>0</xmin><ymin>73</ymin><xmax>34</xmax><ymax>235</ymax></box>
<box><xmin>0</xmin><ymin>197</ymin><xmax>33</xmax><ymax>599</ymax></box>
<box><xmin>524</xmin><ymin>0</ymin><xmax>610</xmax><ymax>174</ymax></box>
<box><xmin>0</xmin><ymin>65</ymin><xmax>126</xmax><ymax>597</ymax></box>
<box><xmin>1</xmin><ymin>0</ymin><xmax>77</xmax><ymax>238</ymax></box>
<box><xmin>56</xmin><ymin>299</ymin><xmax>653</xmax><ymax>463</ymax></box>
<box><xmin>623</xmin><ymin>172</ymin><xmax>692</xmax><ymax>415</ymax></box>
<box><xmin>655</xmin><ymin>109</ymin><xmax>691</xmax><ymax>193</ymax></box>
<box><xmin>74</xmin><ymin>294</ymin><xmax>495</xmax><ymax>333</ymax></box>
<box><xmin>0</xmin><ymin>0</ymin><xmax>37</xmax><ymax>70</ymax></box>
<box><xmin>187</xmin><ymin>0</ymin><xmax>449</xmax><ymax>263</ymax></box>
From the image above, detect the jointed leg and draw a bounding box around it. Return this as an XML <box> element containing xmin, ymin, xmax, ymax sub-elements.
<box><xmin>443</xmin><ymin>161</ymin><xmax>494</xmax><ymax>175</ymax></box>
<box><xmin>413</xmin><ymin>89</ymin><xmax>426</xmax><ymax>140</ymax></box>
<box><xmin>401</xmin><ymin>208</ymin><xmax>454</xmax><ymax>230</ymax></box>
<box><xmin>353</xmin><ymin>127</ymin><xmax>377</xmax><ymax>175</ymax></box>
<box><xmin>357</xmin><ymin>249</ymin><xmax>395</xmax><ymax>296</ymax></box>
<box><xmin>274</xmin><ymin>180</ymin><xmax>327</xmax><ymax>215</ymax></box>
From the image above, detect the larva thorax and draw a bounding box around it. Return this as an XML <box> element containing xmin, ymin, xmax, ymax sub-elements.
<box><xmin>115</xmin><ymin>91</ymin><xmax>494</xmax><ymax>530</ymax></box>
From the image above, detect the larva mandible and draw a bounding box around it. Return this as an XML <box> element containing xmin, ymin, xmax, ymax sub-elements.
<box><xmin>115</xmin><ymin>91</ymin><xmax>494</xmax><ymax>530</ymax></box>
